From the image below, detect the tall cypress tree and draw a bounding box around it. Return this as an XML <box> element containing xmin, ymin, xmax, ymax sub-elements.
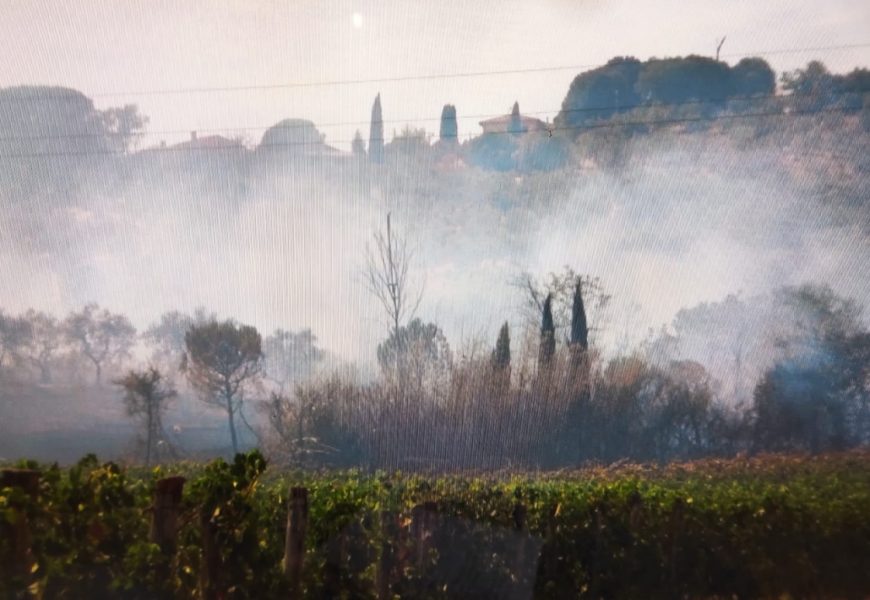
<box><xmin>566</xmin><ymin>278</ymin><xmax>591</xmax><ymax>464</ymax></box>
<box><xmin>491</xmin><ymin>321</ymin><xmax>511</xmax><ymax>371</ymax></box>
<box><xmin>538</xmin><ymin>294</ymin><xmax>556</xmax><ymax>369</ymax></box>
<box><xmin>369</xmin><ymin>93</ymin><xmax>384</xmax><ymax>163</ymax></box>
<box><xmin>570</xmin><ymin>278</ymin><xmax>588</xmax><ymax>350</ymax></box>
<box><xmin>509</xmin><ymin>101</ymin><xmax>524</xmax><ymax>135</ymax></box>
<box><xmin>439</xmin><ymin>104</ymin><xmax>458</xmax><ymax>142</ymax></box>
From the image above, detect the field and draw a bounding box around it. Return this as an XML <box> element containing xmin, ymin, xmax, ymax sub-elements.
<box><xmin>2</xmin><ymin>451</ymin><xmax>870</xmax><ymax>599</ymax></box>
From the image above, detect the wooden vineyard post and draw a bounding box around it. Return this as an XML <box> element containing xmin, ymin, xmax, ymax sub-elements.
<box><xmin>411</xmin><ymin>501</ymin><xmax>438</xmax><ymax>570</ymax></box>
<box><xmin>668</xmin><ymin>498</ymin><xmax>685</xmax><ymax>587</ymax></box>
<box><xmin>150</xmin><ymin>476</ymin><xmax>185</xmax><ymax>552</ymax></box>
<box><xmin>323</xmin><ymin>530</ymin><xmax>345</xmax><ymax>598</ymax></box>
<box><xmin>376</xmin><ymin>510</ymin><xmax>397</xmax><ymax>600</ymax></box>
<box><xmin>1</xmin><ymin>469</ymin><xmax>40</xmax><ymax>597</ymax></box>
<box><xmin>199</xmin><ymin>508</ymin><xmax>221</xmax><ymax>600</ymax></box>
<box><xmin>512</xmin><ymin>502</ymin><xmax>528</xmax><ymax>588</ymax></box>
<box><xmin>283</xmin><ymin>486</ymin><xmax>308</xmax><ymax>599</ymax></box>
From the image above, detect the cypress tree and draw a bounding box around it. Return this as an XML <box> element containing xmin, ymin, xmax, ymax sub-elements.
<box><xmin>538</xmin><ymin>294</ymin><xmax>556</xmax><ymax>368</ymax></box>
<box><xmin>491</xmin><ymin>321</ymin><xmax>511</xmax><ymax>371</ymax></box>
<box><xmin>570</xmin><ymin>278</ymin><xmax>589</xmax><ymax>350</ymax></box>
<box><xmin>369</xmin><ymin>93</ymin><xmax>384</xmax><ymax>163</ymax></box>
<box><xmin>509</xmin><ymin>101</ymin><xmax>524</xmax><ymax>135</ymax></box>
<box><xmin>351</xmin><ymin>129</ymin><xmax>366</xmax><ymax>156</ymax></box>
<box><xmin>566</xmin><ymin>278</ymin><xmax>591</xmax><ymax>464</ymax></box>
<box><xmin>439</xmin><ymin>104</ymin><xmax>458</xmax><ymax>142</ymax></box>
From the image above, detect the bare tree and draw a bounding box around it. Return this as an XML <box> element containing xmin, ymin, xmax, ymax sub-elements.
<box><xmin>64</xmin><ymin>304</ymin><xmax>136</xmax><ymax>384</ymax></box>
<box><xmin>115</xmin><ymin>367</ymin><xmax>176</xmax><ymax>466</ymax></box>
<box><xmin>365</xmin><ymin>212</ymin><xmax>424</xmax><ymax>342</ymax></box>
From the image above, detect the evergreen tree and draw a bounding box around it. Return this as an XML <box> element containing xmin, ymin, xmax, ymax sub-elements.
<box><xmin>509</xmin><ymin>101</ymin><xmax>524</xmax><ymax>135</ymax></box>
<box><xmin>539</xmin><ymin>294</ymin><xmax>556</xmax><ymax>368</ymax></box>
<box><xmin>369</xmin><ymin>93</ymin><xmax>384</xmax><ymax>163</ymax></box>
<box><xmin>351</xmin><ymin>129</ymin><xmax>366</xmax><ymax>156</ymax></box>
<box><xmin>491</xmin><ymin>321</ymin><xmax>511</xmax><ymax>371</ymax></box>
<box><xmin>184</xmin><ymin>320</ymin><xmax>263</xmax><ymax>454</ymax></box>
<box><xmin>570</xmin><ymin>278</ymin><xmax>589</xmax><ymax>350</ymax></box>
<box><xmin>566</xmin><ymin>279</ymin><xmax>591</xmax><ymax>463</ymax></box>
<box><xmin>439</xmin><ymin>104</ymin><xmax>458</xmax><ymax>142</ymax></box>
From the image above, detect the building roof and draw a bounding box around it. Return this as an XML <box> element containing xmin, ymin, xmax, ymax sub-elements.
<box><xmin>258</xmin><ymin>119</ymin><xmax>345</xmax><ymax>156</ymax></box>
<box><xmin>171</xmin><ymin>134</ymin><xmax>242</xmax><ymax>150</ymax></box>
<box><xmin>478</xmin><ymin>114</ymin><xmax>548</xmax><ymax>132</ymax></box>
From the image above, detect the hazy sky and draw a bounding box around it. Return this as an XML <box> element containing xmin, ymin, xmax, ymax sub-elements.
<box><xmin>2</xmin><ymin>0</ymin><xmax>868</xmax><ymax>149</ymax></box>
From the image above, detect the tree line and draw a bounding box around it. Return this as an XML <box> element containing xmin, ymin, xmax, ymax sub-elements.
<box><xmin>2</xmin><ymin>252</ymin><xmax>868</xmax><ymax>470</ymax></box>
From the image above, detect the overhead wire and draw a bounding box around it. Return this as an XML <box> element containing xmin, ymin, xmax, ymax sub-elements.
<box><xmin>0</xmin><ymin>41</ymin><xmax>867</xmax><ymax>101</ymax></box>
<box><xmin>0</xmin><ymin>103</ymin><xmax>863</xmax><ymax>160</ymax></box>
<box><xmin>1</xmin><ymin>86</ymin><xmax>867</xmax><ymax>145</ymax></box>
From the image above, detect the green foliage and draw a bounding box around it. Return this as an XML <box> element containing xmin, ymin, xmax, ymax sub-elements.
<box><xmin>636</xmin><ymin>55</ymin><xmax>732</xmax><ymax>108</ymax></box>
<box><xmin>730</xmin><ymin>57</ymin><xmax>776</xmax><ymax>98</ymax></box>
<box><xmin>3</xmin><ymin>452</ymin><xmax>870</xmax><ymax>598</ymax></box>
<box><xmin>555</xmin><ymin>55</ymin><xmax>779</xmax><ymax>132</ymax></box>
<box><xmin>555</xmin><ymin>57</ymin><xmax>643</xmax><ymax>129</ymax></box>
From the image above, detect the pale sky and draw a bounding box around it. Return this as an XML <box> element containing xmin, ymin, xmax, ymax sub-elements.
<box><xmin>1</xmin><ymin>0</ymin><xmax>868</xmax><ymax>149</ymax></box>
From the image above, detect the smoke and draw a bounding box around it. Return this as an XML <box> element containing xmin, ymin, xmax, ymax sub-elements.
<box><xmin>1</xmin><ymin>113</ymin><xmax>868</xmax><ymax>378</ymax></box>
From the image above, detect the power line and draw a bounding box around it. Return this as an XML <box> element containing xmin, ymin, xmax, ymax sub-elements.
<box><xmin>2</xmin><ymin>87</ymin><xmax>865</xmax><ymax>144</ymax></box>
<box><xmin>0</xmin><ymin>104</ymin><xmax>859</xmax><ymax>160</ymax></box>
<box><xmin>2</xmin><ymin>42</ymin><xmax>867</xmax><ymax>101</ymax></box>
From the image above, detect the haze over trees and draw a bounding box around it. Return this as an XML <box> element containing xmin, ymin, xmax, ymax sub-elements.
<box><xmin>64</xmin><ymin>304</ymin><xmax>136</xmax><ymax>384</ymax></box>
<box><xmin>19</xmin><ymin>310</ymin><xmax>61</xmax><ymax>383</ymax></box>
<box><xmin>0</xmin><ymin>282</ymin><xmax>866</xmax><ymax>469</ymax></box>
<box><xmin>0</xmin><ymin>54</ymin><xmax>868</xmax><ymax>466</ymax></box>
<box><xmin>114</xmin><ymin>367</ymin><xmax>176</xmax><ymax>466</ymax></box>
<box><xmin>262</xmin><ymin>328</ymin><xmax>324</xmax><ymax>392</ymax></box>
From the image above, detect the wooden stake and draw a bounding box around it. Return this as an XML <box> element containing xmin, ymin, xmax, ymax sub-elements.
<box><xmin>411</xmin><ymin>501</ymin><xmax>438</xmax><ymax>570</ymax></box>
<box><xmin>513</xmin><ymin>502</ymin><xmax>528</xmax><ymax>586</ymax></box>
<box><xmin>199</xmin><ymin>508</ymin><xmax>221</xmax><ymax>600</ymax></box>
<box><xmin>376</xmin><ymin>510</ymin><xmax>396</xmax><ymax>599</ymax></box>
<box><xmin>149</xmin><ymin>476</ymin><xmax>185</xmax><ymax>552</ymax></box>
<box><xmin>283</xmin><ymin>486</ymin><xmax>308</xmax><ymax>599</ymax></box>
<box><xmin>1</xmin><ymin>469</ymin><xmax>40</xmax><ymax>598</ymax></box>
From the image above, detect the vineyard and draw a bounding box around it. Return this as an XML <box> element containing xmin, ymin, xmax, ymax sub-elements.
<box><xmin>2</xmin><ymin>451</ymin><xmax>870</xmax><ymax>599</ymax></box>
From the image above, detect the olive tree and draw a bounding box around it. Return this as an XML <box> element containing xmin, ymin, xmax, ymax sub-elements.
<box><xmin>64</xmin><ymin>304</ymin><xmax>136</xmax><ymax>384</ymax></box>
